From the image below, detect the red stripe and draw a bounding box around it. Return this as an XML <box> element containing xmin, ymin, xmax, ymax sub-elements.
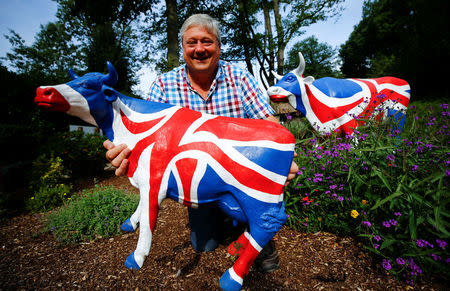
<box><xmin>306</xmin><ymin>85</ymin><xmax>364</xmax><ymax>124</ymax></box>
<box><xmin>197</xmin><ymin>116</ymin><xmax>295</xmax><ymax>144</ymax></box>
<box><xmin>120</xmin><ymin>110</ymin><xmax>164</xmax><ymax>134</ymax></box>
<box><xmin>233</xmin><ymin>241</ymin><xmax>260</xmax><ymax>277</ymax></box>
<box><xmin>175</xmin><ymin>158</ymin><xmax>198</xmax><ymax>206</ymax></box>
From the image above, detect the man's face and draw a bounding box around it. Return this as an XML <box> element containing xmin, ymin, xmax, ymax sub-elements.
<box><xmin>182</xmin><ymin>25</ymin><xmax>220</xmax><ymax>76</ymax></box>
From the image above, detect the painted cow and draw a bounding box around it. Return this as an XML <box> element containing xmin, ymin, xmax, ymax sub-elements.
<box><xmin>35</xmin><ymin>62</ymin><xmax>295</xmax><ymax>291</ymax></box>
<box><xmin>268</xmin><ymin>52</ymin><xmax>411</xmax><ymax>135</ymax></box>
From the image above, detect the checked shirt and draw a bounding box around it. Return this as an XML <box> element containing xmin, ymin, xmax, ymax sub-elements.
<box><xmin>146</xmin><ymin>60</ymin><xmax>274</xmax><ymax>119</ymax></box>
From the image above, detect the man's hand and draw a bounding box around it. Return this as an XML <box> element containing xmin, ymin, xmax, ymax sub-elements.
<box><xmin>103</xmin><ymin>140</ymin><xmax>131</xmax><ymax>176</ymax></box>
<box><xmin>285</xmin><ymin>152</ymin><xmax>299</xmax><ymax>186</ymax></box>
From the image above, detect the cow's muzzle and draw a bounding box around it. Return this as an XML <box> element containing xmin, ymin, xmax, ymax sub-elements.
<box><xmin>35</xmin><ymin>87</ymin><xmax>70</xmax><ymax>112</ymax></box>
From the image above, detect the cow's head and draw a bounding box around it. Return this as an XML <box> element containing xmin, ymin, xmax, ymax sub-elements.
<box><xmin>35</xmin><ymin>62</ymin><xmax>119</xmax><ymax>137</ymax></box>
<box><xmin>267</xmin><ymin>52</ymin><xmax>315</xmax><ymax>116</ymax></box>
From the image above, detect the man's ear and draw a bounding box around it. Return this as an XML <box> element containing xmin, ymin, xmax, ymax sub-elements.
<box><xmin>102</xmin><ymin>85</ymin><xmax>118</xmax><ymax>102</ymax></box>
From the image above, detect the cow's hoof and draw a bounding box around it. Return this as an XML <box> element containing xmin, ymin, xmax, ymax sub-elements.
<box><xmin>121</xmin><ymin>218</ymin><xmax>135</xmax><ymax>232</ymax></box>
<box><xmin>125</xmin><ymin>252</ymin><xmax>141</xmax><ymax>270</ymax></box>
<box><xmin>219</xmin><ymin>268</ymin><xmax>243</xmax><ymax>291</ymax></box>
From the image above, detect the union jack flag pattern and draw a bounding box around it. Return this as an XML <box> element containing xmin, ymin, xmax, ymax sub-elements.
<box><xmin>268</xmin><ymin>52</ymin><xmax>411</xmax><ymax>135</ymax></box>
<box><xmin>35</xmin><ymin>62</ymin><xmax>295</xmax><ymax>291</ymax></box>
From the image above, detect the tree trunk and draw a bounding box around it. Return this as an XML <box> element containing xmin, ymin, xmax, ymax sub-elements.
<box><xmin>262</xmin><ymin>0</ymin><xmax>275</xmax><ymax>85</ymax></box>
<box><xmin>273</xmin><ymin>0</ymin><xmax>285</xmax><ymax>74</ymax></box>
<box><xmin>166</xmin><ymin>0</ymin><xmax>179</xmax><ymax>70</ymax></box>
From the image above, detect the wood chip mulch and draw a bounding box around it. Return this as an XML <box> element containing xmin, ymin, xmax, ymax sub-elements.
<box><xmin>0</xmin><ymin>176</ymin><xmax>445</xmax><ymax>290</ymax></box>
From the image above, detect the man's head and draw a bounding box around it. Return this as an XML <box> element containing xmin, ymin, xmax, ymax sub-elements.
<box><xmin>181</xmin><ymin>14</ymin><xmax>221</xmax><ymax>76</ymax></box>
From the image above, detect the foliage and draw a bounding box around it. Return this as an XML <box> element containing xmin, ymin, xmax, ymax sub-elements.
<box><xmin>339</xmin><ymin>0</ymin><xmax>450</xmax><ymax>99</ymax></box>
<box><xmin>2</xmin><ymin>22</ymin><xmax>85</xmax><ymax>83</ymax></box>
<box><xmin>285</xmin><ymin>36</ymin><xmax>341</xmax><ymax>78</ymax></box>
<box><xmin>45</xmin><ymin>185</ymin><xmax>139</xmax><ymax>244</ymax></box>
<box><xmin>27</xmin><ymin>184</ymin><xmax>72</xmax><ymax>213</ymax></box>
<box><xmin>36</xmin><ymin>130</ymin><xmax>107</xmax><ymax>179</ymax></box>
<box><xmin>284</xmin><ymin>101</ymin><xmax>449</xmax><ymax>284</ymax></box>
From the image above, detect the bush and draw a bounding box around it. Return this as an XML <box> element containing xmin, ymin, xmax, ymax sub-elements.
<box><xmin>284</xmin><ymin>101</ymin><xmax>449</xmax><ymax>285</ymax></box>
<box><xmin>37</xmin><ymin>130</ymin><xmax>106</xmax><ymax>179</ymax></box>
<box><xmin>27</xmin><ymin>184</ymin><xmax>72</xmax><ymax>213</ymax></box>
<box><xmin>45</xmin><ymin>185</ymin><xmax>139</xmax><ymax>244</ymax></box>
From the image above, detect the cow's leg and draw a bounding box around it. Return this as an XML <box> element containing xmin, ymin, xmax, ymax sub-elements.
<box><xmin>121</xmin><ymin>198</ymin><xmax>141</xmax><ymax>232</ymax></box>
<box><xmin>124</xmin><ymin>185</ymin><xmax>159</xmax><ymax>270</ymax></box>
<box><xmin>219</xmin><ymin>202</ymin><xmax>287</xmax><ymax>291</ymax></box>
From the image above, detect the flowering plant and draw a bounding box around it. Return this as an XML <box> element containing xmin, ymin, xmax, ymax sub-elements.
<box><xmin>284</xmin><ymin>101</ymin><xmax>449</xmax><ymax>285</ymax></box>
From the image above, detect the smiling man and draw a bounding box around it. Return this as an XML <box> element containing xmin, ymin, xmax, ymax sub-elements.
<box><xmin>104</xmin><ymin>14</ymin><xmax>298</xmax><ymax>273</ymax></box>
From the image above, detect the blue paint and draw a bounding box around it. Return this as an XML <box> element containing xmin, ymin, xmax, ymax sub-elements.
<box><xmin>219</xmin><ymin>269</ymin><xmax>242</xmax><ymax>291</ymax></box>
<box><xmin>276</xmin><ymin>73</ymin><xmax>306</xmax><ymax>115</ymax></box>
<box><xmin>233</xmin><ymin>146</ymin><xmax>293</xmax><ymax>176</ymax></box>
<box><xmin>120</xmin><ymin>218</ymin><xmax>135</xmax><ymax>232</ymax></box>
<box><xmin>124</xmin><ymin>252</ymin><xmax>141</xmax><ymax>270</ymax></box>
<box><xmin>313</xmin><ymin>77</ymin><xmax>362</xmax><ymax>98</ymax></box>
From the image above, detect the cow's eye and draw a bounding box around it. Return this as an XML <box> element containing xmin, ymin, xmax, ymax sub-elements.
<box><xmin>286</xmin><ymin>75</ymin><xmax>296</xmax><ymax>82</ymax></box>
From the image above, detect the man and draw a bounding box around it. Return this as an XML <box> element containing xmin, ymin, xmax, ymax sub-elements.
<box><xmin>104</xmin><ymin>14</ymin><xmax>298</xmax><ymax>273</ymax></box>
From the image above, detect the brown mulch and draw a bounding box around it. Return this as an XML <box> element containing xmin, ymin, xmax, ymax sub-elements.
<box><xmin>0</xmin><ymin>175</ymin><xmax>445</xmax><ymax>290</ymax></box>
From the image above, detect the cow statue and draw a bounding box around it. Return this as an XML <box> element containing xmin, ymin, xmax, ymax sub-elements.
<box><xmin>267</xmin><ymin>52</ymin><xmax>411</xmax><ymax>135</ymax></box>
<box><xmin>35</xmin><ymin>62</ymin><xmax>295</xmax><ymax>291</ymax></box>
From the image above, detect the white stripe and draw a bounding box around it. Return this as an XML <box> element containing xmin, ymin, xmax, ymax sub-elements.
<box><xmin>229</xmin><ymin>267</ymin><xmax>243</xmax><ymax>285</ymax></box>
<box><xmin>44</xmin><ymin>84</ymin><xmax>97</xmax><ymax>126</ymax></box>
<box><xmin>159</xmin><ymin>150</ymin><xmax>284</xmax><ymax>204</ymax></box>
<box><xmin>244</xmin><ymin>232</ymin><xmax>262</xmax><ymax>252</ymax></box>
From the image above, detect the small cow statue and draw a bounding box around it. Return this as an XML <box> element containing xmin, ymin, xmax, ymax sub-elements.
<box><xmin>268</xmin><ymin>52</ymin><xmax>411</xmax><ymax>135</ymax></box>
<box><xmin>35</xmin><ymin>62</ymin><xmax>295</xmax><ymax>291</ymax></box>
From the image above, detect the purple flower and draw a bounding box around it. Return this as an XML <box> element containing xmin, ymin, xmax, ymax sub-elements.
<box><xmin>382</xmin><ymin>259</ymin><xmax>391</xmax><ymax>270</ymax></box>
<box><xmin>416</xmin><ymin>239</ymin><xmax>433</xmax><ymax>248</ymax></box>
<box><xmin>374</xmin><ymin>243</ymin><xmax>380</xmax><ymax>249</ymax></box>
<box><xmin>436</xmin><ymin>239</ymin><xmax>447</xmax><ymax>249</ymax></box>
<box><xmin>286</xmin><ymin>113</ymin><xmax>293</xmax><ymax>120</ymax></box>
<box><xmin>396</xmin><ymin>257</ymin><xmax>405</xmax><ymax>265</ymax></box>
<box><xmin>431</xmin><ymin>254</ymin><xmax>441</xmax><ymax>261</ymax></box>
<box><xmin>330</xmin><ymin>184</ymin><xmax>337</xmax><ymax>190</ymax></box>
<box><xmin>297</xmin><ymin>170</ymin><xmax>303</xmax><ymax>175</ymax></box>
<box><xmin>386</xmin><ymin>154</ymin><xmax>395</xmax><ymax>161</ymax></box>
<box><xmin>394</xmin><ymin>212</ymin><xmax>402</xmax><ymax>216</ymax></box>
<box><xmin>361</xmin><ymin>221</ymin><xmax>372</xmax><ymax>227</ymax></box>
<box><xmin>374</xmin><ymin>235</ymin><xmax>381</xmax><ymax>242</ymax></box>
<box><xmin>411</xmin><ymin>165</ymin><xmax>418</xmax><ymax>171</ymax></box>
<box><xmin>441</xmin><ymin>104</ymin><xmax>449</xmax><ymax>110</ymax></box>
<box><xmin>382</xmin><ymin>221</ymin><xmax>391</xmax><ymax>228</ymax></box>
<box><xmin>389</xmin><ymin>219</ymin><xmax>398</xmax><ymax>226</ymax></box>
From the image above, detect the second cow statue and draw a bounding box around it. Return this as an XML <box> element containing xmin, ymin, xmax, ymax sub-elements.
<box><xmin>35</xmin><ymin>62</ymin><xmax>295</xmax><ymax>291</ymax></box>
<box><xmin>268</xmin><ymin>52</ymin><xmax>411</xmax><ymax>135</ymax></box>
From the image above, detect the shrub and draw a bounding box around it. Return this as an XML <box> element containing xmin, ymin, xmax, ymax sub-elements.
<box><xmin>284</xmin><ymin>101</ymin><xmax>449</xmax><ymax>285</ymax></box>
<box><xmin>27</xmin><ymin>184</ymin><xmax>72</xmax><ymax>213</ymax></box>
<box><xmin>37</xmin><ymin>130</ymin><xmax>106</xmax><ymax>179</ymax></box>
<box><xmin>45</xmin><ymin>185</ymin><xmax>139</xmax><ymax>244</ymax></box>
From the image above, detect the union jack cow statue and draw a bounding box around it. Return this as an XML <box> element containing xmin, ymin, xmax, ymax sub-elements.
<box><xmin>268</xmin><ymin>52</ymin><xmax>411</xmax><ymax>135</ymax></box>
<box><xmin>35</xmin><ymin>62</ymin><xmax>295</xmax><ymax>291</ymax></box>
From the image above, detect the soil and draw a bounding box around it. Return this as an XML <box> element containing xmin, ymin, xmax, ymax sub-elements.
<box><xmin>0</xmin><ymin>175</ymin><xmax>446</xmax><ymax>290</ymax></box>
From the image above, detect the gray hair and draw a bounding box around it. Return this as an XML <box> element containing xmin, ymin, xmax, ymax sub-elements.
<box><xmin>180</xmin><ymin>14</ymin><xmax>221</xmax><ymax>45</ymax></box>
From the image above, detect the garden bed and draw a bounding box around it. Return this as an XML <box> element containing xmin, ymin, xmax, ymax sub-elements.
<box><xmin>0</xmin><ymin>176</ymin><xmax>444</xmax><ymax>290</ymax></box>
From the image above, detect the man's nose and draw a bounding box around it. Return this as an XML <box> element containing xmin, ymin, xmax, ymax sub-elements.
<box><xmin>194</xmin><ymin>42</ymin><xmax>206</xmax><ymax>53</ymax></box>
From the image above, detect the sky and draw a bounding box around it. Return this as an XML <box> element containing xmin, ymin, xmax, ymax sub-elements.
<box><xmin>0</xmin><ymin>0</ymin><xmax>364</xmax><ymax>93</ymax></box>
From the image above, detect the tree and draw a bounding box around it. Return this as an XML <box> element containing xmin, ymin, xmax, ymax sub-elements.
<box><xmin>285</xmin><ymin>36</ymin><xmax>340</xmax><ymax>78</ymax></box>
<box><xmin>55</xmin><ymin>0</ymin><xmax>155</xmax><ymax>92</ymax></box>
<box><xmin>2</xmin><ymin>22</ymin><xmax>85</xmax><ymax>83</ymax></box>
<box><xmin>340</xmin><ymin>0</ymin><xmax>450</xmax><ymax>98</ymax></box>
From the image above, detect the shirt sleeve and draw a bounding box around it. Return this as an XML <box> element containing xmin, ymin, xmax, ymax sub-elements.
<box><xmin>146</xmin><ymin>78</ymin><xmax>166</xmax><ymax>103</ymax></box>
<box><xmin>239</xmin><ymin>70</ymin><xmax>275</xmax><ymax>119</ymax></box>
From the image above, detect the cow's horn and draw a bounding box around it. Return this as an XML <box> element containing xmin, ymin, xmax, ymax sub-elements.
<box><xmin>293</xmin><ymin>52</ymin><xmax>305</xmax><ymax>77</ymax></box>
<box><xmin>68</xmin><ymin>68</ymin><xmax>79</xmax><ymax>80</ymax></box>
<box><xmin>271</xmin><ymin>70</ymin><xmax>283</xmax><ymax>81</ymax></box>
<box><xmin>102</xmin><ymin>61</ymin><xmax>118</xmax><ymax>86</ymax></box>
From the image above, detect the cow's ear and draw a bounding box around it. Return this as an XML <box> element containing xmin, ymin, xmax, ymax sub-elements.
<box><xmin>102</xmin><ymin>85</ymin><xmax>118</xmax><ymax>102</ymax></box>
<box><xmin>304</xmin><ymin>76</ymin><xmax>315</xmax><ymax>85</ymax></box>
